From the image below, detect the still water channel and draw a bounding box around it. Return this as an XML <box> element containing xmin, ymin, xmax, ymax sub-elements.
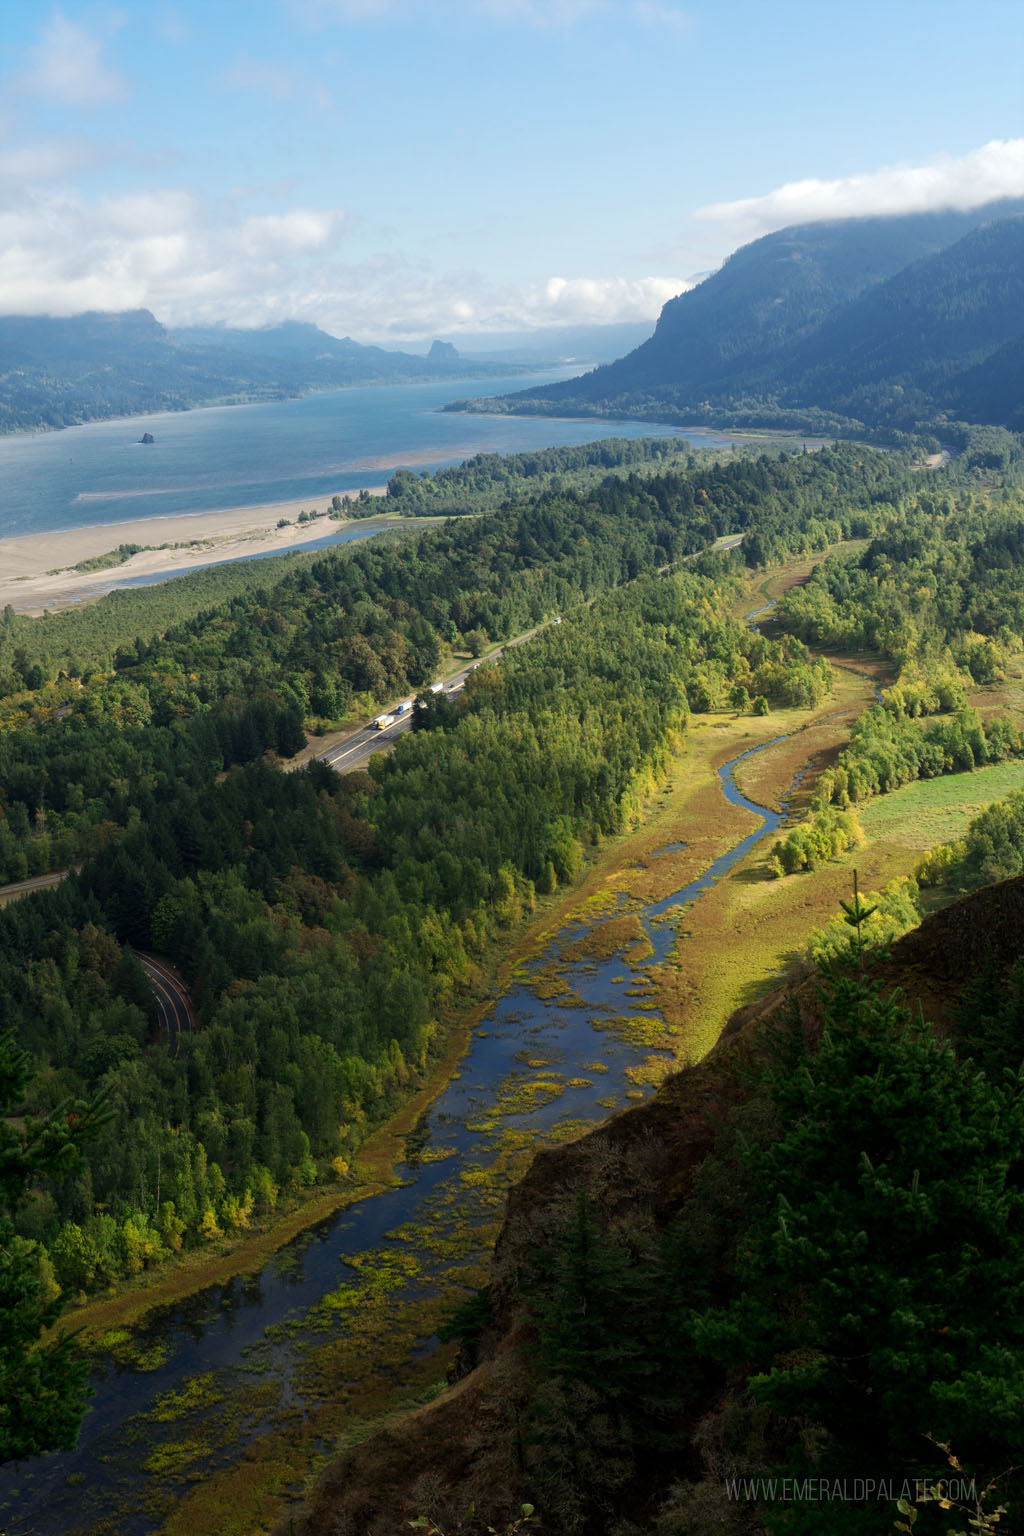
<box><xmin>0</xmin><ymin>735</ymin><xmax>791</xmax><ymax>1536</ymax></box>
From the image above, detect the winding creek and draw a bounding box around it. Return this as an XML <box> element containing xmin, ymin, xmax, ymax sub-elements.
<box><xmin>0</xmin><ymin>728</ymin><xmax>795</xmax><ymax>1536</ymax></box>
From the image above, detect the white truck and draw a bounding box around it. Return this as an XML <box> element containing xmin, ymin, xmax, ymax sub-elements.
<box><xmin>372</xmin><ymin>714</ymin><xmax>396</xmax><ymax>730</ymax></box>
<box><xmin>394</xmin><ymin>700</ymin><xmax>414</xmax><ymax>715</ymax></box>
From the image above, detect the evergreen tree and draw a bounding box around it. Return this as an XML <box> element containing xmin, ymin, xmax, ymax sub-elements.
<box><xmin>526</xmin><ymin>1197</ymin><xmax>673</xmax><ymax>1523</ymax></box>
<box><xmin>693</xmin><ymin>969</ymin><xmax>1024</xmax><ymax>1532</ymax></box>
<box><xmin>0</xmin><ymin>1031</ymin><xmax>105</xmax><ymax>1461</ymax></box>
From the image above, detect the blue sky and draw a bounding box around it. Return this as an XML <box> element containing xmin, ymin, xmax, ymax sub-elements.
<box><xmin>1</xmin><ymin>0</ymin><xmax>1022</xmax><ymax>339</ymax></box>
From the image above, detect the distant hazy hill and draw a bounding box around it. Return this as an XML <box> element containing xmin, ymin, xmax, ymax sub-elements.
<box><xmin>413</xmin><ymin>320</ymin><xmax>655</xmax><ymax>366</ymax></box>
<box><xmin>0</xmin><ymin>312</ymin><xmax>519</xmax><ymax>433</ymax></box>
<box><xmin>469</xmin><ymin>200</ymin><xmax>1024</xmax><ymax>439</ymax></box>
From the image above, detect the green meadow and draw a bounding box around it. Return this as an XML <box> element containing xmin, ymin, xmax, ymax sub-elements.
<box><xmin>858</xmin><ymin>758</ymin><xmax>1024</xmax><ymax>850</ymax></box>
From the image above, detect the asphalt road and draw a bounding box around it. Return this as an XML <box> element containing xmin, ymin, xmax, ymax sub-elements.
<box><xmin>136</xmin><ymin>952</ymin><xmax>195</xmax><ymax>1056</ymax></box>
<box><xmin>316</xmin><ymin>628</ymin><xmax>543</xmax><ymax>776</ymax></box>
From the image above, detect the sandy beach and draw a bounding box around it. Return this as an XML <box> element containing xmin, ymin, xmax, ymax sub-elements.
<box><xmin>0</xmin><ymin>488</ymin><xmax>387</xmax><ymax>615</ymax></box>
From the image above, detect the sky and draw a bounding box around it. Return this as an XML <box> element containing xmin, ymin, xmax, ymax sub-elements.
<box><xmin>1</xmin><ymin>0</ymin><xmax>1023</xmax><ymax>341</ymax></box>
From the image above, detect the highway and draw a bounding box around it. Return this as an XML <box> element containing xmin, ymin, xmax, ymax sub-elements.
<box><xmin>315</xmin><ymin>627</ymin><xmax>543</xmax><ymax>776</ymax></box>
<box><xmin>136</xmin><ymin>952</ymin><xmax>195</xmax><ymax>1056</ymax></box>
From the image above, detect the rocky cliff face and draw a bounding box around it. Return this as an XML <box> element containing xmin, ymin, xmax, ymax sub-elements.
<box><xmin>283</xmin><ymin>877</ymin><xmax>1024</xmax><ymax>1536</ymax></box>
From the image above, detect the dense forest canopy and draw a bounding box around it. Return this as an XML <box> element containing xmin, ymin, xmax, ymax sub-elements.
<box><xmin>381</xmin><ymin>435</ymin><xmax>707</xmax><ymax>515</ymax></box>
<box><xmin>7</xmin><ymin>428</ymin><xmax>1024</xmax><ymax>1526</ymax></box>
<box><xmin>0</xmin><ymin>442</ymin><xmax>910</xmax><ymax>1308</ymax></box>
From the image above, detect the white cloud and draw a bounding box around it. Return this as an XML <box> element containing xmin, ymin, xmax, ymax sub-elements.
<box><xmin>24</xmin><ymin>11</ymin><xmax>129</xmax><ymax>108</ymax></box>
<box><xmin>0</xmin><ymin>158</ymin><xmax>684</xmax><ymax>336</ymax></box>
<box><xmin>239</xmin><ymin>209</ymin><xmax>340</xmax><ymax>255</ymax></box>
<box><xmin>102</xmin><ymin>189</ymin><xmax>200</xmax><ymax>237</ymax></box>
<box><xmin>697</xmin><ymin>139</ymin><xmax>1024</xmax><ymax>243</ymax></box>
<box><xmin>0</xmin><ymin>136</ymin><xmax>101</xmax><ymax>183</ymax></box>
<box><xmin>0</xmin><ymin>183</ymin><xmax>349</xmax><ymax>323</ymax></box>
<box><xmin>311</xmin><ymin>269</ymin><xmax>688</xmax><ymax>339</ymax></box>
<box><xmin>518</xmin><ymin>274</ymin><xmax>687</xmax><ymax>326</ymax></box>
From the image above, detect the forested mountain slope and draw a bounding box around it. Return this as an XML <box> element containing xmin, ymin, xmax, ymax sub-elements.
<box><xmin>466</xmin><ymin>199</ymin><xmax>1024</xmax><ymax>438</ymax></box>
<box><xmin>776</xmin><ymin>214</ymin><xmax>1024</xmax><ymax>429</ymax></box>
<box><xmin>0</xmin><ymin>311</ymin><xmax>512</xmax><ymax>432</ymax></box>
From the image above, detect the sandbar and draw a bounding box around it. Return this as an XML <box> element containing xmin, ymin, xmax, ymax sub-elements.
<box><xmin>0</xmin><ymin>488</ymin><xmax>387</xmax><ymax>616</ymax></box>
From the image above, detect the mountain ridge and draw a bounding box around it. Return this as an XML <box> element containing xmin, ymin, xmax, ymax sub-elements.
<box><xmin>0</xmin><ymin>311</ymin><xmax>523</xmax><ymax>434</ymax></box>
<box><xmin>481</xmin><ymin>199</ymin><xmax>1024</xmax><ymax>438</ymax></box>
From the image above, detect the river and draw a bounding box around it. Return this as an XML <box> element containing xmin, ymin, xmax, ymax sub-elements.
<box><xmin>0</xmin><ymin>372</ymin><xmax>731</xmax><ymax>540</ymax></box>
<box><xmin>0</xmin><ymin>728</ymin><xmax>792</xmax><ymax>1536</ymax></box>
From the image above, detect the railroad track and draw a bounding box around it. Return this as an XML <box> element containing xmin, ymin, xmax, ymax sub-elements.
<box><xmin>136</xmin><ymin>951</ymin><xmax>196</xmax><ymax>1056</ymax></box>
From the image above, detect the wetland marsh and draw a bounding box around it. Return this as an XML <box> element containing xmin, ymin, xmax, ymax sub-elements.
<box><xmin>0</xmin><ymin>691</ymin><xmax>829</xmax><ymax>1536</ymax></box>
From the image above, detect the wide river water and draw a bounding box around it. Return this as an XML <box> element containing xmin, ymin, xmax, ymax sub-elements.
<box><xmin>0</xmin><ymin>733</ymin><xmax>791</xmax><ymax>1536</ymax></box>
<box><xmin>0</xmin><ymin>371</ymin><xmax>730</xmax><ymax>540</ymax></box>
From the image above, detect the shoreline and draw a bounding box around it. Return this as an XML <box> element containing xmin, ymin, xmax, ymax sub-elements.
<box><xmin>0</xmin><ymin>487</ymin><xmax>388</xmax><ymax>615</ymax></box>
<box><xmin>0</xmin><ymin>368</ymin><xmax>546</xmax><ymax>441</ymax></box>
<box><xmin>443</xmin><ymin>407</ymin><xmax>837</xmax><ymax>451</ymax></box>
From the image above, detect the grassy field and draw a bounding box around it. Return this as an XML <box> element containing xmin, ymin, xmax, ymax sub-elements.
<box><xmin>857</xmin><ymin>759</ymin><xmax>1024</xmax><ymax>850</ymax></box>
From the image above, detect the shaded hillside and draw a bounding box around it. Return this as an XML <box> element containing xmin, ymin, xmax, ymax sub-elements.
<box><xmin>0</xmin><ymin>311</ymin><xmax>518</xmax><ymax>433</ymax></box>
<box><xmin>938</xmin><ymin>331</ymin><xmax>1024</xmax><ymax>433</ymax></box>
<box><xmin>470</xmin><ymin>199</ymin><xmax>1024</xmax><ymax>438</ymax></box>
<box><xmin>286</xmin><ymin>875</ymin><xmax>1024</xmax><ymax>1536</ymax></box>
<box><xmin>558</xmin><ymin>206</ymin><xmax>1003</xmax><ymax>398</ymax></box>
<box><xmin>776</xmin><ymin>215</ymin><xmax>1024</xmax><ymax>430</ymax></box>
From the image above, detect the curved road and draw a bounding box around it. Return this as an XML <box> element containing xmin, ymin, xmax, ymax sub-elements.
<box><xmin>0</xmin><ymin>879</ymin><xmax>197</xmax><ymax>1048</ymax></box>
<box><xmin>136</xmin><ymin>952</ymin><xmax>195</xmax><ymax>1056</ymax></box>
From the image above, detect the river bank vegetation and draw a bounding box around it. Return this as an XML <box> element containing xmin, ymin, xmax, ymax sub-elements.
<box><xmin>379</xmin><ymin>435</ymin><xmax>709</xmax><ymax>516</ymax></box>
<box><xmin>0</xmin><ymin>562</ymin><xmax>832</xmax><ymax>1309</ymax></box>
<box><xmin>1</xmin><ymin>443</ymin><xmax>909</xmax><ymax>1339</ymax></box>
<box><xmin>8</xmin><ymin>434</ymin><xmax>1024</xmax><ymax>1514</ymax></box>
<box><xmin>440</xmin><ymin>930</ymin><xmax>1024</xmax><ymax>1536</ymax></box>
